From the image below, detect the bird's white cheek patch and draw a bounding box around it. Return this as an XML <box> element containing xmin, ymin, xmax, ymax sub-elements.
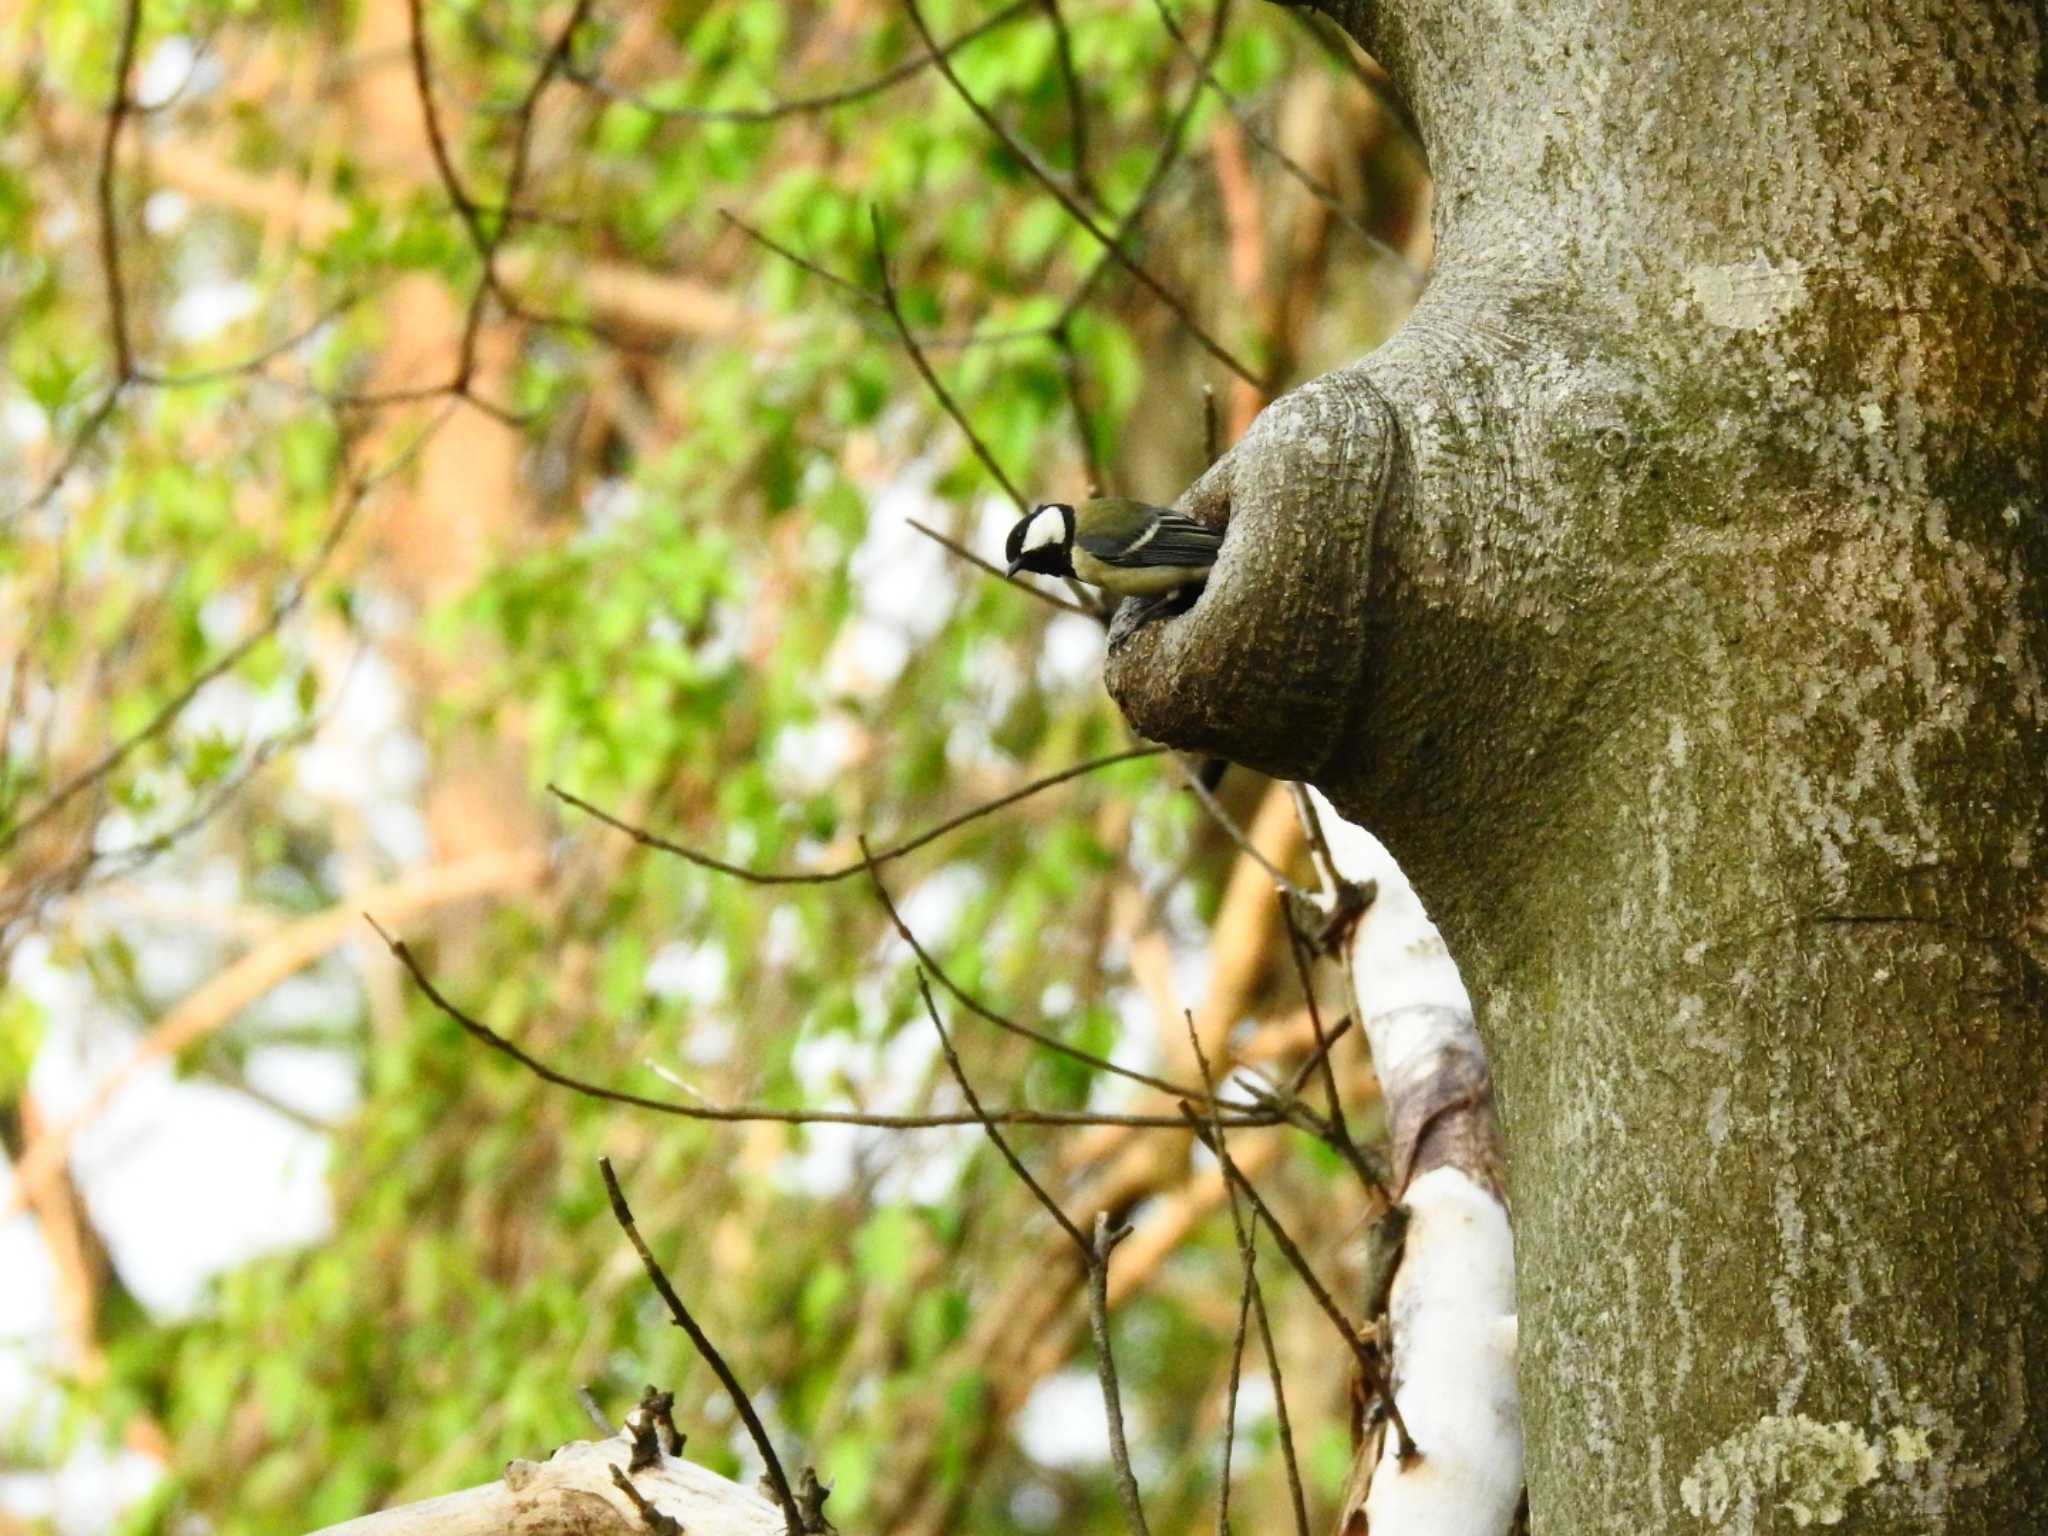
<box><xmin>1022</xmin><ymin>515</ymin><xmax>1062</xmax><ymax>553</ymax></box>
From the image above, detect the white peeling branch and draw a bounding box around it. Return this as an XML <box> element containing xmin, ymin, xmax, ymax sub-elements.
<box><xmin>302</xmin><ymin>1430</ymin><xmax>787</xmax><ymax>1536</ymax></box>
<box><xmin>1306</xmin><ymin>788</ymin><xmax>1522</xmax><ymax>1536</ymax></box>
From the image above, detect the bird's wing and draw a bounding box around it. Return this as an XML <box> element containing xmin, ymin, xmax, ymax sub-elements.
<box><xmin>1079</xmin><ymin>512</ymin><xmax>1223</xmax><ymax>567</ymax></box>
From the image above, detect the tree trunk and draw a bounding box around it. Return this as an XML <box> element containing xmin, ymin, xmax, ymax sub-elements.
<box><xmin>1106</xmin><ymin>2</ymin><xmax>2047</xmax><ymax>1529</ymax></box>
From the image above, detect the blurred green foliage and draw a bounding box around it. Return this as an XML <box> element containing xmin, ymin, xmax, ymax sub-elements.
<box><xmin>1</xmin><ymin>0</ymin><xmax>1421</xmax><ymax>1531</ymax></box>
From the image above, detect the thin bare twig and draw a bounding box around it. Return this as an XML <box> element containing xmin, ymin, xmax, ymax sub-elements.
<box><xmin>462</xmin><ymin>0</ymin><xmax>600</xmax><ymax>350</ymax></box>
<box><xmin>902</xmin><ymin>0</ymin><xmax>1267</xmax><ymax>390</ymax></box>
<box><xmin>719</xmin><ymin>209</ymin><xmax>1063</xmax><ymax>356</ymax></box>
<box><xmin>917</xmin><ymin>971</ymin><xmax>1088</xmax><ymax>1253</ymax></box>
<box><xmin>321</xmin><ymin>379</ymin><xmax>534</xmax><ymax>428</ymax></box>
<box><xmin>1286</xmin><ymin>781</ymin><xmax>1342</xmax><ymax>902</ymax></box>
<box><xmin>1185</xmin><ymin>1023</ymin><xmax>1310</xmax><ymax>1536</ymax></box>
<box><xmin>368</xmin><ymin>918</ymin><xmax>1277</xmax><ymax>1131</ymax></box>
<box><xmin>1280</xmin><ymin>896</ymin><xmax>1385</xmax><ymax>1204</ymax></box>
<box><xmin>131</xmin><ymin>295</ymin><xmax>363</xmax><ymax>389</ymax></box>
<box><xmin>1039</xmin><ymin>0</ymin><xmax>1096</xmax><ymax>205</ymax></box>
<box><xmin>720</xmin><ymin>208</ymin><xmax>881</xmax><ymax>311</ymax></box>
<box><xmin>867</xmin><ymin>842</ymin><xmax>1231</xmax><ymax>1104</ymax></box>
<box><xmin>1280</xmin><ymin>1010</ymin><xmax>1353</xmax><ymax>1099</ymax></box>
<box><xmin>1215</xmin><ymin>1235</ymin><xmax>1255</xmax><ymax>1536</ymax></box>
<box><xmin>406</xmin><ymin>0</ymin><xmax>491</xmax><ymax>331</ymax></box>
<box><xmin>561</xmin><ymin>0</ymin><xmax>1039</xmax><ymax>124</ymax></box>
<box><xmin>904</xmin><ymin>516</ymin><xmax>1097</xmax><ymax>617</ymax></box>
<box><xmin>870</xmin><ymin>206</ymin><xmax>1028</xmax><ymax>514</ymax></box>
<box><xmin>406</xmin><ymin>0</ymin><xmax>597</xmax><ymax>386</ymax></box>
<box><xmin>1174</xmin><ymin>757</ymin><xmax>1309</xmax><ymax>899</ymax></box>
<box><xmin>1243</xmin><ymin>1197</ymin><xmax>1310</xmax><ymax>1535</ymax></box>
<box><xmin>599</xmin><ymin>1157</ymin><xmax>804</xmax><ymax>1536</ymax></box>
<box><xmin>6</xmin><ymin>389</ymin><xmax>122</xmax><ymax>524</ymax></box>
<box><xmin>1090</xmin><ymin>1212</ymin><xmax>1154</xmax><ymax>1536</ymax></box>
<box><xmin>608</xmin><ymin>1466</ymin><xmax>683</xmax><ymax>1536</ymax></box>
<box><xmin>922</xmin><ymin>972</ymin><xmax>1149</xmax><ymax>1536</ymax></box>
<box><xmin>551</xmin><ymin>744</ymin><xmax>1159</xmax><ymax>885</ymax></box>
<box><xmin>722</xmin><ymin>210</ymin><xmax>1101</xmax><ymax>614</ymax></box>
<box><xmin>1047</xmin><ymin>0</ymin><xmax>1231</xmax><ymax>339</ymax></box>
<box><xmin>1186</xmin><ymin>1096</ymin><xmax>1412</xmax><ymax>1455</ymax></box>
<box><xmin>1178</xmin><ymin>1101</ymin><xmax>1377</xmax><ymax>1377</ymax></box>
<box><xmin>1283</xmin><ymin>8</ymin><xmax>1424</xmax><ymax>148</ymax></box>
<box><xmin>1052</xmin><ymin>323</ymin><xmax>1108</xmax><ymax>497</ymax></box>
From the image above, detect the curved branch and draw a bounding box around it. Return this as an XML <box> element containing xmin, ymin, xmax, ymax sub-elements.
<box><xmin>97</xmin><ymin>0</ymin><xmax>145</xmax><ymax>381</ymax></box>
<box><xmin>554</xmin><ymin>0</ymin><xmax>1039</xmax><ymax>124</ymax></box>
<box><xmin>371</xmin><ymin>918</ymin><xmax>1280</xmax><ymax>1132</ymax></box>
<box><xmin>550</xmin><ymin>744</ymin><xmax>1159</xmax><ymax>885</ymax></box>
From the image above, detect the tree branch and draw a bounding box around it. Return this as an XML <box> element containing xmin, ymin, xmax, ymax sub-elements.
<box><xmin>918</xmin><ymin>971</ymin><xmax>1089</xmax><ymax>1253</ymax></box>
<box><xmin>301</xmin><ymin>1433</ymin><xmax>785</xmax><ymax>1536</ymax></box>
<box><xmin>870</xmin><ymin>206</ymin><xmax>1029</xmax><ymax>514</ymax></box>
<box><xmin>550</xmin><ymin>744</ymin><xmax>1160</xmax><ymax>885</ymax></box>
<box><xmin>1183</xmin><ymin>1024</ymin><xmax>1310</xmax><ymax>1536</ymax></box>
<box><xmin>97</xmin><ymin>0</ymin><xmax>144</xmax><ymax>382</ymax></box>
<box><xmin>902</xmin><ymin>0</ymin><xmax>1268</xmax><ymax>390</ymax></box>
<box><xmin>557</xmin><ymin>0</ymin><xmax>1040</xmax><ymax>124</ymax></box>
<box><xmin>599</xmin><ymin>1158</ymin><xmax>804</xmax><ymax>1536</ymax></box>
<box><xmin>369</xmin><ymin>917</ymin><xmax>1279</xmax><ymax>1132</ymax></box>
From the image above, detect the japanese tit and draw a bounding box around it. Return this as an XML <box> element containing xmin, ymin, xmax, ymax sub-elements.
<box><xmin>1004</xmin><ymin>499</ymin><xmax>1223</xmax><ymax>599</ymax></box>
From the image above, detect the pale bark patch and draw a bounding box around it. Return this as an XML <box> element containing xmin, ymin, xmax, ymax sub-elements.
<box><xmin>1681</xmin><ymin>259</ymin><xmax>1809</xmax><ymax>332</ymax></box>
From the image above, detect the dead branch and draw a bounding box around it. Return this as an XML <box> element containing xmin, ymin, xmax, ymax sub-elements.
<box><xmin>1307</xmin><ymin>789</ymin><xmax>1521</xmax><ymax>1534</ymax></box>
<box><xmin>599</xmin><ymin>1158</ymin><xmax>804</xmax><ymax>1536</ymax></box>
<box><xmin>301</xmin><ymin>1430</ymin><xmax>784</xmax><ymax>1536</ymax></box>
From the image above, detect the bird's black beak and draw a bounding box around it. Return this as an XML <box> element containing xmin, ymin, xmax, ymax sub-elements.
<box><xmin>1005</xmin><ymin>558</ymin><xmax>1024</xmax><ymax>578</ymax></box>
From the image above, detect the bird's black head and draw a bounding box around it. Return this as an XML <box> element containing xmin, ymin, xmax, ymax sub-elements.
<box><xmin>1005</xmin><ymin>503</ymin><xmax>1076</xmax><ymax>578</ymax></box>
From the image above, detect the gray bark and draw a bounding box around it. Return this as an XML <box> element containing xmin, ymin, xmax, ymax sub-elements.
<box><xmin>1106</xmin><ymin>2</ymin><xmax>2048</xmax><ymax>1530</ymax></box>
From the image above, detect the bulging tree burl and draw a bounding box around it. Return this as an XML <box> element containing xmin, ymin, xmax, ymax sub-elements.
<box><xmin>1110</xmin><ymin>1</ymin><xmax>2047</xmax><ymax>1529</ymax></box>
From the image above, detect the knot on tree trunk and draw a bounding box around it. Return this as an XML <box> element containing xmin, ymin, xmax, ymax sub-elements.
<box><xmin>1103</xmin><ymin>369</ymin><xmax>1401</xmax><ymax>780</ymax></box>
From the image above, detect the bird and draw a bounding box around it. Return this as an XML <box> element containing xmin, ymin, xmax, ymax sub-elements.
<box><xmin>1005</xmin><ymin>498</ymin><xmax>1234</xmax><ymax>793</ymax></box>
<box><xmin>1004</xmin><ymin>499</ymin><xmax>1224</xmax><ymax>601</ymax></box>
